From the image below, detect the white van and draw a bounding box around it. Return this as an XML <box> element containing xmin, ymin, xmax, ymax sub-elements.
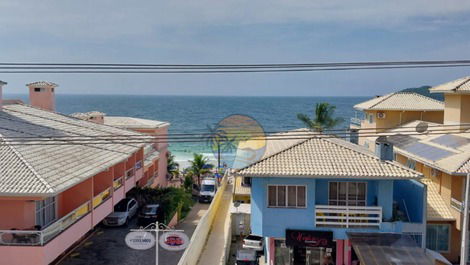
<box><xmin>199</xmin><ymin>178</ymin><xmax>218</xmax><ymax>203</ymax></box>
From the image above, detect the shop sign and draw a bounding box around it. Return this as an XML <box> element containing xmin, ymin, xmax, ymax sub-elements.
<box><xmin>159</xmin><ymin>231</ymin><xmax>189</xmax><ymax>251</ymax></box>
<box><xmin>125</xmin><ymin>231</ymin><xmax>155</xmax><ymax>250</ymax></box>
<box><xmin>285</xmin><ymin>229</ymin><xmax>334</xmax><ymax>248</ymax></box>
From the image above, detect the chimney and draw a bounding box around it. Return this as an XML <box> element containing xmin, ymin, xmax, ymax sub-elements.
<box><xmin>0</xmin><ymin>80</ymin><xmax>7</xmax><ymax>110</ymax></box>
<box><xmin>375</xmin><ymin>136</ymin><xmax>394</xmax><ymax>161</ymax></box>
<box><xmin>27</xmin><ymin>81</ymin><xmax>58</xmax><ymax>111</ymax></box>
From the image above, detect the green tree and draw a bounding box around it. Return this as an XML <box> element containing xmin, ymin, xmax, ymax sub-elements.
<box><xmin>167</xmin><ymin>152</ymin><xmax>180</xmax><ymax>179</ymax></box>
<box><xmin>188</xmin><ymin>153</ymin><xmax>213</xmax><ymax>186</ymax></box>
<box><xmin>297</xmin><ymin>102</ymin><xmax>343</xmax><ymax>132</ymax></box>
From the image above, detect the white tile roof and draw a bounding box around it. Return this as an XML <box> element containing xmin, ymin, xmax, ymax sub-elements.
<box><xmin>70</xmin><ymin>111</ymin><xmax>106</xmax><ymax>119</ymax></box>
<box><xmin>104</xmin><ymin>116</ymin><xmax>170</xmax><ymax>129</ymax></box>
<box><xmin>26</xmin><ymin>81</ymin><xmax>58</xmax><ymax>88</ymax></box>
<box><xmin>430</xmin><ymin>76</ymin><xmax>470</xmax><ymax>93</ymax></box>
<box><xmin>420</xmin><ymin>178</ymin><xmax>455</xmax><ymax>221</ymax></box>
<box><xmin>237</xmin><ymin>133</ymin><xmax>422</xmax><ymax>179</ymax></box>
<box><xmin>0</xmin><ymin>103</ymin><xmax>145</xmax><ymax>196</ymax></box>
<box><xmin>354</xmin><ymin>92</ymin><xmax>444</xmax><ymax>111</ymax></box>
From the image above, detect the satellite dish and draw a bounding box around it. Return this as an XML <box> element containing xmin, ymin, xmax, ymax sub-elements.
<box><xmin>416</xmin><ymin>122</ymin><xmax>429</xmax><ymax>133</ymax></box>
<box><xmin>234</xmin><ymin>201</ymin><xmax>241</xmax><ymax>208</ymax></box>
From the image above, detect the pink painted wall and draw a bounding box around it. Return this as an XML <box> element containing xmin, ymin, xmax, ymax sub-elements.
<box><xmin>113</xmin><ymin>186</ymin><xmax>125</xmax><ymax>205</ymax></box>
<box><xmin>125</xmin><ymin>175</ymin><xmax>136</xmax><ymax>193</ymax></box>
<box><xmin>0</xmin><ymin>213</ymin><xmax>92</xmax><ymax>265</ymax></box>
<box><xmin>135</xmin><ymin>167</ymin><xmax>144</xmax><ymax>181</ymax></box>
<box><xmin>58</xmin><ymin>178</ymin><xmax>92</xmax><ymax>218</ymax></box>
<box><xmin>92</xmin><ymin>199</ymin><xmax>113</xmax><ymax>227</ymax></box>
<box><xmin>336</xmin><ymin>240</ymin><xmax>344</xmax><ymax>265</ymax></box>
<box><xmin>28</xmin><ymin>85</ymin><xmax>55</xmax><ymax>111</ymax></box>
<box><xmin>0</xmin><ymin>200</ymin><xmax>36</xmax><ymax>229</ymax></box>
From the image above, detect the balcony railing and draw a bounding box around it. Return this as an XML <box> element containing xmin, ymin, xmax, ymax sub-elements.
<box><xmin>0</xmin><ymin>201</ymin><xmax>91</xmax><ymax>246</ymax></box>
<box><xmin>350</xmin><ymin>117</ymin><xmax>363</xmax><ymax>127</ymax></box>
<box><xmin>315</xmin><ymin>205</ymin><xmax>382</xmax><ymax>228</ymax></box>
<box><xmin>113</xmin><ymin>176</ymin><xmax>124</xmax><ymax>190</ymax></box>
<box><xmin>451</xmin><ymin>198</ymin><xmax>463</xmax><ymax>212</ymax></box>
<box><xmin>92</xmin><ymin>187</ymin><xmax>111</xmax><ymax>209</ymax></box>
<box><xmin>126</xmin><ymin>168</ymin><xmax>135</xmax><ymax>179</ymax></box>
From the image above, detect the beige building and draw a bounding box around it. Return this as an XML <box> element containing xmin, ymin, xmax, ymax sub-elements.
<box><xmin>353</xmin><ymin>76</ymin><xmax>470</xmax><ymax>263</ymax></box>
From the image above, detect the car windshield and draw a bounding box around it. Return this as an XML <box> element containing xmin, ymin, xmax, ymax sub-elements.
<box><xmin>114</xmin><ymin>200</ymin><xmax>128</xmax><ymax>212</ymax></box>
<box><xmin>142</xmin><ymin>206</ymin><xmax>158</xmax><ymax>214</ymax></box>
<box><xmin>201</xmin><ymin>185</ymin><xmax>215</xmax><ymax>192</ymax></box>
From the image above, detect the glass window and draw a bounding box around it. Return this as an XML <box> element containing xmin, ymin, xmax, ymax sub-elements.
<box><xmin>329</xmin><ymin>182</ymin><xmax>367</xmax><ymax>206</ymax></box>
<box><xmin>406</xmin><ymin>159</ymin><xmax>416</xmax><ymax>170</ymax></box>
<box><xmin>277</xmin><ymin>186</ymin><xmax>286</xmax><ymax>207</ymax></box>
<box><xmin>297</xmin><ymin>186</ymin><xmax>306</xmax><ymax>207</ymax></box>
<box><xmin>267</xmin><ymin>185</ymin><xmax>306</xmax><ymax>208</ymax></box>
<box><xmin>268</xmin><ymin>186</ymin><xmax>277</xmax><ymax>207</ymax></box>
<box><xmin>288</xmin><ymin>186</ymin><xmax>297</xmax><ymax>207</ymax></box>
<box><xmin>35</xmin><ymin>197</ymin><xmax>57</xmax><ymax>227</ymax></box>
<box><xmin>426</xmin><ymin>224</ymin><xmax>450</xmax><ymax>252</ymax></box>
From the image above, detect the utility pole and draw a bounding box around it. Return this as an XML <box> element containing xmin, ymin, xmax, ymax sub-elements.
<box><xmin>461</xmin><ymin>173</ymin><xmax>470</xmax><ymax>265</ymax></box>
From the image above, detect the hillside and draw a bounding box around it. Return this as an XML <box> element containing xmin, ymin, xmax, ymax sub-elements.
<box><xmin>399</xmin><ymin>85</ymin><xmax>444</xmax><ymax>101</ymax></box>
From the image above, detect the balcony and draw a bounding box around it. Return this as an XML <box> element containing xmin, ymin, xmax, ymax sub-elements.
<box><xmin>350</xmin><ymin>117</ymin><xmax>363</xmax><ymax>127</ymax></box>
<box><xmin>92</xmin><ymin>187</ymin><xmax>112</xmax><ymax>209</ymax></box>
<box><xmin>451</xmin><ymin>198</ymin><xmax>463</xmax><ymax>212</ymax></box>
<box><xmin>113</xmin><ymin>176</ymin><xmax>124</xmax><ymax>190</ymax></box>
<box><xmin>125</xmin><ymin>168</ymin><xmax>135</xmax><ymax>179</ymax></box>
<box><xmin>0</xmin><ymin>201</ymin><xmax>91</xmax><ymax>246</ymax></box>
<box><xmin>315</xmin><ymin>205</ymin><xmax>382</xmax><ymax>228</ymax></box>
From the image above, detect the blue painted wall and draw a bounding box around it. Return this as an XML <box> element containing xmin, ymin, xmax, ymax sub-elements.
<box><xmin>393</xmin><ymin>180</ymin><xmax>425</xmax><ymax>223</ymax></box>
<box><xmin>250</xmin><ymin>177</ymin><xmax>424</xmax><ymax>240</ymax></box>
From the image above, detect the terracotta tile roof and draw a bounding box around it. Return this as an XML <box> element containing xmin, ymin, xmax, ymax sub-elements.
<box><xmin>354</xmin><ymin>92</ymin><xmax>444</xmax><ymax>111</ymax></box>
<box><xmin>0</xmin><ymin>103</ymin><xmax>145</xmax><ymax>196</ymax></box>
<box><xmin>430</xmin><ymin>76</ymin><xmax>470</xmax><ymax>93</ymax></box>
<box><xmin>420</xmin><ymin>178</ymin><xmax>455</xmax><ymax>221</ymax></box>
<box><xmin>237</xmin><ymin>134</ymin><xmax>422</xmax><ymax>179</ymax></box>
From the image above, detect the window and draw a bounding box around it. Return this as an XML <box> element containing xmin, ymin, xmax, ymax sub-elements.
<box><xmin>267</xmin><ymin>185</ymin><xmax>307</xmax><ymax>208</ymax></box>
<box><xmin>368</xmin><ymin>113</ymin><xmax>374</xmax><ymax>123</ymax></box>
<box><xmin>426</xmin><ymin>224</ymin><xmax>450</xmax><ymax>252</ymax></box>
<box><xmin>35</xmin><ymin>197</ymin><xmax>57</xmax><ymax>227</ymax></box>
<box><xmin>406</xmin><ymin>159</ymin><xmax>416</xmax><ymax>170</ymax></box>
<box><xmin>34</xmin><ymin>87</ymin><xmax>45</xmax><ymax>92</ymax></box>
<box><xmin>329</xmin><ymin>182</ymin><xmax>366</xmax><ymax>206</ymax></box>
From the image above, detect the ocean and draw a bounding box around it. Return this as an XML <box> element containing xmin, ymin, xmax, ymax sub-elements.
<box><xmin>5</xmin><ymin>94</ymin><xmax>368</xmax><ymax>167</ymax></box>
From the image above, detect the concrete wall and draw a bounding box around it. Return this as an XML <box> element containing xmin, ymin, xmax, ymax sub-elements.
<box><xmin>177</xmin><ymin>176</ymin><xmax>228</xmax><ymax>265</ymax></box>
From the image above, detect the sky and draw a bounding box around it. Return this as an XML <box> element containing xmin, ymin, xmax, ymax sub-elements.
<box><xmin>1</xmin><ymin>0</ymin><xmax>470</xmax><ymax>96</ymax></box>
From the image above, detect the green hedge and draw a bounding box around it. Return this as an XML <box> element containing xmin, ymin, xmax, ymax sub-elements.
<box><xmin>129</xmin><ymin>186</ymin><xmax>194</xmax><ymax>224</ymax></box>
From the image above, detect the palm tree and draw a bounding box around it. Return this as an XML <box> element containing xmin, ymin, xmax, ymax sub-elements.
<box><xmin>297</xmin><ymin>102</ymin><xmax>343</xmax><ymax>132</ymax></box>
<box><xmin>167</xmin><ymin>152</ymin><xmax>180</xmax><ymax>179</ymax></box>
<box><xmin>188</xmin><ymin>153</ymin><xmax>214</xmax><ymax>187</ymax></box>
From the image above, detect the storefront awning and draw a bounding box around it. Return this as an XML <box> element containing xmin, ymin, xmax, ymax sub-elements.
<box><xmin>347</xmin><ymin>232</ymin><xmax>433</xmax><ymax>265</ymax></box>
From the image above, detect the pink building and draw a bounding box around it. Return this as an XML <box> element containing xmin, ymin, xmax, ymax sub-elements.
<box><xmin>0</xmin><ymin>81</ymin><xmax>166</xmax><ymax>265</ymax></box>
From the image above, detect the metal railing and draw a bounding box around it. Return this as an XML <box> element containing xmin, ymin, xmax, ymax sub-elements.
<box><xmin>451</xmin><ymin>198</ymin><xmax>463</xmax><ymax>212</ymax></box>
<box><xmin>0</xmin><ymin>201</ymin><xmax>91</xmax><ymax>246</ymax></box>
<box><xmin>350</xmin><ymin>117</ymin><xmax>363</xmax><ymax>126</ymax></box>
<box><xmin>92</xmin><ymin>187</ymin><xmax>111</xmax><ymax>209</ymax></box>
<box><xmin>125</xmin><ymin>168</ymin><xmax>135</xmax><ymax>179</ymax></box>
<box><xmin>113</xmin><ymin>176</ymin><xmax>124</xmax><ymax>190</ymax></box>
<box><xmin>315</xmin><ymin>205</ymin><xmax>382</xmax><ymax>228</ymax></box>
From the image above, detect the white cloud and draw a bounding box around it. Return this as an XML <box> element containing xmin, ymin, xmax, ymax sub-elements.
<box><xmin>1</xmin><ymin>0</ymin><xmax>470</xmax><ymax>39</ymax></box>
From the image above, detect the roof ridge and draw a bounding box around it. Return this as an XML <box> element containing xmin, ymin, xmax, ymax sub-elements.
<box><xmin>324</xmin><ymin>137</ymin><xmax>422</xmax><ymax>176</ymax></box>
<box><xmin>455</xmin><ymin>76</ymin><xmax>470</xmax><ymax>91</ymax></box>
<box><xmin>366</xmin><ymin>93</ymin><xmax>395</xmax><ymax>109</ymax></box>
<box><xmin>235</xmin><ymin>132</ymin><xmax>315</xmax><ymax>173</ymax></box>
<box><xmin>0</xmin><ymin>136</ymin><xmax>54</xmax><ymax>193</ymax></box>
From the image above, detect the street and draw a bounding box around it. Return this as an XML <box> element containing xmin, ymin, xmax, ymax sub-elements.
<box><xmin>60</xmin><ymin>202</ymin><xmax>210</xmax><ymax>265</ymax></box>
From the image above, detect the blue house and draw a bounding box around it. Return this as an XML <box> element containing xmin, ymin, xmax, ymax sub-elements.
<box><xmin>237</xmin><ymin>135</ymin><xmax>429</xmax><ymax>265</ymax></box>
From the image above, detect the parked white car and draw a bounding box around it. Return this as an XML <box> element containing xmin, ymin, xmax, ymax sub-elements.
<box><xmin>199</xmin><ymin>178</ymin><xmax>218</xmax><ymax>203</ymax></box>
<box><xmin>103</xmin><ymin>198</ymin><xmax>139</xmax><ymax>226</ymax></box>
<box><xmin>243</xmin><ymin>234</ymin><xmax>264</xmax><ymax>252</ymax></box>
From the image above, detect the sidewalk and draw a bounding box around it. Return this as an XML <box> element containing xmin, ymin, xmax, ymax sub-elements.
<box><xmin>196</xmin><ymin>184</ymin><xmax>233</xmax><ymax>265</ymax></box>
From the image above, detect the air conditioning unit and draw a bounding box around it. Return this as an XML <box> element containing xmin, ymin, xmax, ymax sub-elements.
<box><xmin>377</xmin><ymin>112</ymin><xmax>386</xmax><ymax>119</ymax></box>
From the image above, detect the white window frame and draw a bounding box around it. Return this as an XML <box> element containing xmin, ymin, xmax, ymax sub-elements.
<box><xmin>426</xmin><ymin>224</ymin><xmax>451</xmax><ymax>253</ymax></box>
<box><xmin>328</xmin><ymin>181</ymin><xmax>367</xmax><ymax>206</ymax></box>
<box><xmin>35</xmin><ymin>196</ymin><xmax>58</xmax><ymax>228</ymax></box>
<box><xmin>267</xmin><ymin>185</ymin><xmax>307</xmax><ymax>208</ymax></box>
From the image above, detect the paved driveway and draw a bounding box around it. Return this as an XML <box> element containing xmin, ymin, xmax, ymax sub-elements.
<box><xmin>60</xmin><ymin>203</ymin><xmax>209</xmax><ymax>265</ymax></box>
